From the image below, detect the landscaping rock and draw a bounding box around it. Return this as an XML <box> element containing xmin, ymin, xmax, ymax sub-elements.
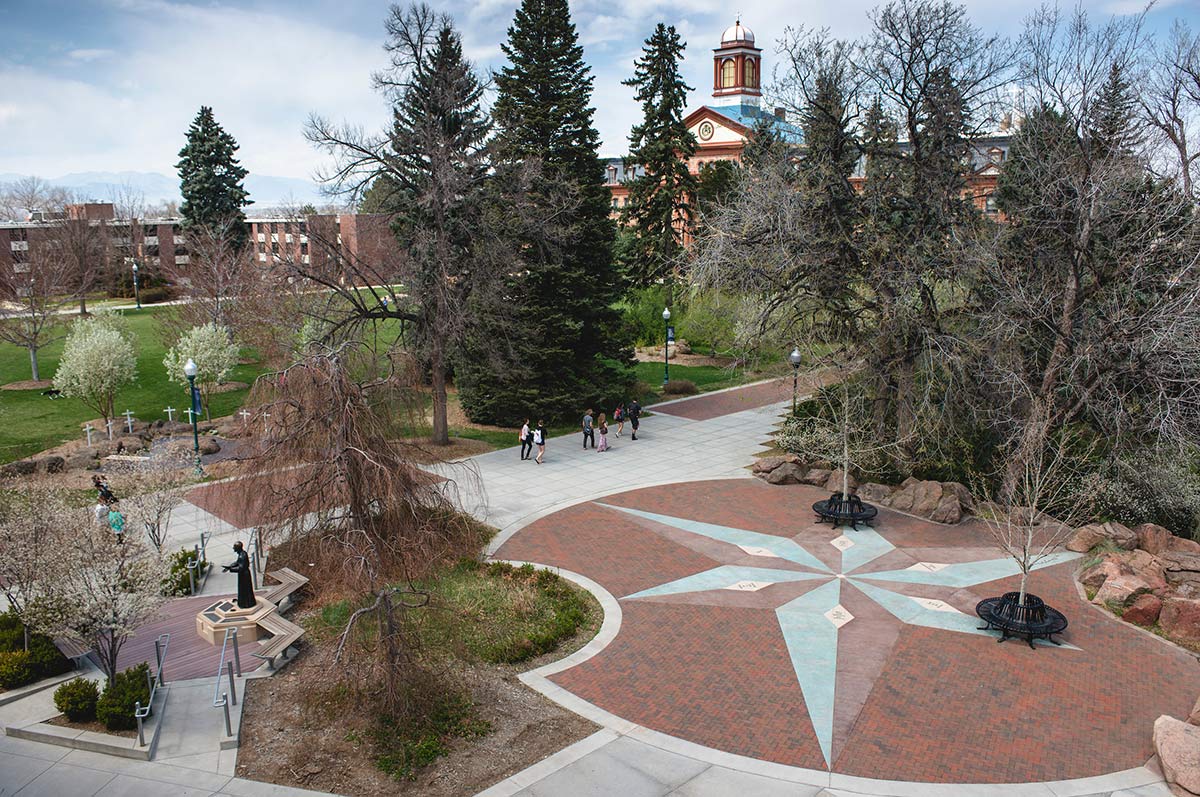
<box><xmin>199</xmin><ymin>438</ymin><xmax>221</xmax><ymax>456</ymax></box>
<box><xmin>115</xmin><ymin>436</ymin><xmax>145</xmax><ymax>454</ymax></box>
<box><xmin>801</xmin><ymin>468</ymin><xmax>832</xmax><ymax>487</ymax></box>
<box><xmin>0</xmin><ymin>460</ymin><xmax>37</xmax><ymax>477</ymax></box>
<box><xmin>37</xmin><ymin>455</ymin><xmax>65</xmax><ymax>474</ymax></box>
<box><xmin>823</xmin><ymin>469</ymin><xmax>859</xmax><ymax>494</ymax></box>
<box><xmin>1171</xmin><ymin>537</ymin><xmax>1200</xmax><ymax>555</ymax></box>
<box><xmin>1162</xmin><ymin>553</ymin><xmax>1200</xmax><ymax>588</ymax></box>
<box><xmin>1092</xmin><ymin>574</ymin><xmax>1153</xmax><ymax>609</ymax></box>
<box><xmin>886</xmin><ymin>479</ymin><xmax>945</xmax><ymax>516</ymax></box>
<box><xmin>942</xmin><ymin>482</ymin><xmax>976</xmax><ymax>512</ymax></box>
<box><xmin>752</xmin><ymin>455</ymin><xmax>796</xmax><ymax>474</ymax></box>
<box><xmin>1080</xmin><ymin>555</ymin><xmax>1124</xmax><ymax>590</ymax></box>
<box><xmin>1154</xmin><ymin>715</ymin><xmax>1200</xmax><ymax>796</ymax></box>
<box><xmin>1066</xmin><ymin>522</ymin><xmax>1138</xmax><ymax>553</ymax></box>
<box><xmin>764</xmin><ymin>463</ymin><xmax>806</xmax><ymax>485</ymax></box>
<box><xmin>1161</xmin><ymin>597</ymin><xmax>1200</xmax><ymax>645</ymax></box>
<box><xmin>857</xmin><ymin>483</ymin><xmax>895</xmax><ymax>503</ymax></box>
<box><xmin>930</xmin><ymin>494</ymin><xmax>966</xmax><ymax>524</ymax></box>
<box><xmin>1187</xmin><ymin>696</ymin><xmax>1200</xmax><ymax>726</ymax></box>
<box><xmin>1138</xmin><ymin>523</ymin><xmax>1175</xmax><ymax>555</ymax></box>
<box><xmin>1124</xmin><ymin>549</ymin><xmax>1169</xmax><ymax>593</ymax></box>
<box><xmin>65</xmin><ymin>451</ymin><xmax>98</xmax><ymax>471</ymax></box>
<box><xmin>1123</xmin><ymin>593</ymin><xmax>1163</xmax><ymax>626</ymax></box>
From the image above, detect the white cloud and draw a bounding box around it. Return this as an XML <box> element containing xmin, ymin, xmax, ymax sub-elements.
<box><xmin>67</xmin><ymin>49</ymin><xmax>116</xmax><ymax>62</ymax></box>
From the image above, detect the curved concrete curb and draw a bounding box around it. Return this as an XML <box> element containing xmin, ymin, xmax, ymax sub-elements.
<box><xmin>483</xmin><ymin>484</ymin><xmax>1171</xmax><ymax>797</ymax></box>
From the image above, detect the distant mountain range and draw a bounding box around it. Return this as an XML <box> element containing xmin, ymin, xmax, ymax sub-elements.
<box><xmin>0</xmin><ymin>170</ymin><xmax>326</xmax><ymax>210</ymax></box>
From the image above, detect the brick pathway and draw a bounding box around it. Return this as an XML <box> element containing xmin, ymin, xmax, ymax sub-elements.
<box><xmin>494</xmin><ymin>478</ymin><xmax>1200</xmax><ymax>783</ymax></box>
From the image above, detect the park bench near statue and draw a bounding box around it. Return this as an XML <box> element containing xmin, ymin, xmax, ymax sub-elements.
<box><xmin>813</xmin><ymin>490</ymin><xmax>879</xmax><ymax>530</ymax></box>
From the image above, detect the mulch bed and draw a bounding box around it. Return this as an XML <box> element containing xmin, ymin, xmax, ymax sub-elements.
<box><xmin>44</xmin><ymin>713</ymin><xmax>138</xmax><ymax>739</ymax></box>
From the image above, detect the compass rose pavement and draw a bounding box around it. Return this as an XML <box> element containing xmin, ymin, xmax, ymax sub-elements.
<box><xmin>493</xmin><ymin>478</ymin><xmax>1200</xmax><ymax>784</ymax></box>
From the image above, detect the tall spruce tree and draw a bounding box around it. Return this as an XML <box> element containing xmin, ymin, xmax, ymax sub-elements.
<box><xmin>176</xmin><ymin>107</ymin><xmax>251</xmax><ymax>250</ymax></box>
<box><xmin>455</xmin><ymin>0</ymin><xmax>633</xmax><ymax>425</ymax></box>
<box><xmin>621</xmin><ymin>24</ymin><xmax>697</xmax><ymax>289</ymax></box>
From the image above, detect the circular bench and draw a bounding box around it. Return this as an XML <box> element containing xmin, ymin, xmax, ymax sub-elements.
<box><xmin>976</xmin><ymin>591</ymin><xmax>1068</xmax><ymax>649</ymax></box>
<box><xmin>812</xmin><ymin>492</ymin><xmax>879</xmax><ymax>530</ymax></box>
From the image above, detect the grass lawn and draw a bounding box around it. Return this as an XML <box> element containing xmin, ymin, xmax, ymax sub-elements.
<box><xmin>0</xmin><ymin>306</ymin><xmax>269</xmax><ymax>464</ymax></box>
<box><xmin>634</xmin><ymin>359</ymin><xmax>785</xmax><ymax>404</ymax></box>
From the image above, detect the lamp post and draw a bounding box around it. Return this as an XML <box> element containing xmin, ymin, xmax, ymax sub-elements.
<box><xmin>183</xmin><ymin>358</ymin><xmax>203</xmax><ymax>476</ymax></box>
<box><xmin>662</xmin><ymin>307</ymin><xmax>671</xmax><ymax>385</ymax></box>
<box><xmin>131</xmin><ymin>262</ymin><xmax>141</xmax><ymax>309</ymax></box>
<box><xmin>788</xmin><ymin>347</ymin><xmax>803</xmax><ymax>414</ymax></box>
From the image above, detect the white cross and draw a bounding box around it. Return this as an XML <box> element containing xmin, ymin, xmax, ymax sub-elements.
<box><xmin>84</xmin><ymin>425</ymin><xmax>94</xmax><ymax>446</ymax></box>
<box><xmin>261</xmin><ymin>411</ymin><xmax>271</xmax><ymax>433</ymax></box>
<box><xmin>239</xmin><ymin>409</ymin><xmax>251</xmax><ymax>424</ymax></box>
<box><xmin>105</xmin><ymin>420</ymin><xmax>115</xmax><ymax>440</ymax></box>
<box><xmin>183</xmin><ymin>407</ymin><xmax>197</xmax><ymax>423</ymax></box>
<box><xmin>122</xmin><ymin>409</ymin><xmax>135</xmax><ymax>433</ymax></box>
<box><xmin>164</xmin><ymin>406</ymin><xmax>176</xmax><ymax>423</ymax></box>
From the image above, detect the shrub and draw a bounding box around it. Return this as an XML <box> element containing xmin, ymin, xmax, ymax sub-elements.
<box><xmin>96</xmin><ymin>662</ymin><xmax>151</xmax><ymax>731</ymax></box>
<box><xmin>662</xmin><ymin>379</ymin><xmax>698</xmax><ymax>396</ymax></box>
<box><xmin>138</xmin><ymin>286</ymin><xmax>172</xmax><ymax>304</ymax></box>
<box><xmin>27</xmin><ymin>635</ymin><xmax>72</xmax><ymax>678</ymax></box>
<box><xmin>0</xmin><ymin>650</ymin><xmax>35</xmax><ymax>689</ymax></box>
<box><xmin>54</xmin><ymin>678</ymin><xmax>99</xmax><ymax>722</ymax></box>
<box><xmin>162</xmin><ymin>548</ymin><xmax>205</xmax><ymax>596</ymax></box>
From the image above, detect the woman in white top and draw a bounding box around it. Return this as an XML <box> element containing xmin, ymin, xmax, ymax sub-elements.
<box><xmin>534</xmin><ymin>420</ymin><xmax>546</xmax><ymax>464</ymax></box>
<box><xmin>519</xmin><ymin>419</ymin><xmax>532</xmax><ymax>461</ymax></box>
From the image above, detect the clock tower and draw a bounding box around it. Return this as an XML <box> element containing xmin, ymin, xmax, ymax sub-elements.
<box><xmin>711</xmin><ymin>20</ymin><xmax>761</xmax><ymax>108</ymax></box>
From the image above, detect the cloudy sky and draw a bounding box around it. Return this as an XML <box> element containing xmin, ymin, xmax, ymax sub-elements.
<box><xmin>2</xmin><ymin>0</ymin><xmax>1197</xmax><ymax>182</ymax></box>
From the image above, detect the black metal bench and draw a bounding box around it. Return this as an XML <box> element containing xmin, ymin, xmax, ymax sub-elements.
<box><xmin>813</xmin><ymin>492</ymin><xmax>879</xmax><ymax>530</ymax></box>
<box><xmin>976</xmin><ymin>591</ymin><xmax>1068</xmax><ymax>649</ymax></box>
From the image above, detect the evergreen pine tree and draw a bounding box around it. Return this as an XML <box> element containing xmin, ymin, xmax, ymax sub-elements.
<box><xmin>1089</xmin><ymin>62</ymin><xmax>1143</xmax><ymax>158</ymax></box>
<box><xmin>455</xmin><ymin>0</ymin><xmax>634</xmax><ymax>425</ymax></box>
<box><xmin>176</xmin><ymin>107</ymin><xmax>252</xmax><ymax>250</ymax></box>
<box><xmin>621</xmin><ymin>24</ymin><xmax>697</xmax><ymax>288</ymax></box>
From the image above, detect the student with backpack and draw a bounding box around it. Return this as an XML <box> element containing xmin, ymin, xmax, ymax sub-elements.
<box><xmin>628</xmin><ymin>399</ymin><xmax>641</xmax><ymax>440</ymax></box>
<box><xmin>533</xmin><ymin>420</ymin><xmax>547</xmax><ymax>464</ymax></box>
<box><xmin>614</xmin><ymin>403</ymin><xmax>625</xmax><ymax>437</ymax></box>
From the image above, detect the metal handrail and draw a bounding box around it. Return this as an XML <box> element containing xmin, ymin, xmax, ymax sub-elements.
<box><xmin>133</xmin><ymin>633</ymin><xmax>169</xmax><ymax>747</ymax></box>
<box><xmin>211</xmin><ymin>627</ymin><xmax>242</xmax><ymax>737</ymax></box>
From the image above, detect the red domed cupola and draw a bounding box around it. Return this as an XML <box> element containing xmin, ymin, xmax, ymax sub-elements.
<box><xmin>712</xmin><ymin>18</ymin><xmax>762</xmax><ymax>107</ymax></box>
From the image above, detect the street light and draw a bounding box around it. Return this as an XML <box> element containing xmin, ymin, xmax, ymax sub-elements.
<box><xmin>131</xmin><ymin>262</ymin><xmax>141</xmax><ymax>309</ymax></box>
<box><xmin>662</xmin><ymin>307</ymin><xmax>671</xmax><ymax>385</ymax></box>
<box><xmin>788</xmin><ymin>347</ymin><xmax>803</xmax><ymax>414</ymax></box>
<box><xmin>183</xmin><ymin>358</ymin><xmax>203</xmax><ymax>476</ymax></box>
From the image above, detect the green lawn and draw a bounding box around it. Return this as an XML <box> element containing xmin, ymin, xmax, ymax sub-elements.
<box><xmin>634</xmin><ymin>360</ymin><xmax>783</xmax><ymax>403</ymax></box>
<box><xmin>0</xmin><ymin>307</ymin><xmax>268</xmax><ymax>464</ymax></box>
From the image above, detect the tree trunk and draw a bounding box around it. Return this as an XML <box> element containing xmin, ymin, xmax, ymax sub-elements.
<box><xmin>429</xmin><ymin>342</ymin><xmax>450</xmax><ymax>446</ymax></box>
<box><xmin>79</xmin><ymin>295</ymin><xmax>88</xmax><ymax>315</ymax></box>
<box><xmin>841</xmin><ymin>381</ymin><xmax>851</xmax><ymax>499</ymax></box>
<box><xmin>28</xmin><ymin>346</ymin><xmax>40</xmax><ymax>382</ymax></box>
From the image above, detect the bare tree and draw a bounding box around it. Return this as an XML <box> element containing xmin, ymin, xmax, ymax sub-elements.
<box><xmin>54</xmin><ymin>215</ymin><xmax>111</xmax><ymax>316</ymax></box>
<box><xmin>163</xmin><ymin>221</ymin><xmax>258</xmax><ymax>337</ymax></box>
<box><xmin>107</xmin><ymin>182</ymin><xmax>147</xmax><ymax>222</ymax></box>
<box><xmin>0</xmin><ymin>240</ymin><xmax>72</xmax><ymax>381</ymax></box>
<box><xmin>109</xmin><ymin>460</ymin><xmax>194</xmax><ymax>553</ymax></box>
<box><xmin>1139</xmin><ymin>22</ymin><xmax>1200</xmax><ymax>196</ymax></box>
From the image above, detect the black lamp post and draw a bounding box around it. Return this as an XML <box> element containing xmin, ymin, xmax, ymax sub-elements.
<box><xmin>184</xmin><ymin>358</ymin><xmax>203</xmax><ymax>476</ymax></box>
<box><xmin>789</xmin><ymin>347</ymin><xmax>803</xmax><ymax>414</ymax></box>
<box><xmin>662</xmin><ymin>307</ymin><xmax>671</xmax><ymax>385</ymax></box>
<box><xmin>131</xmin><ymin>262</ymin><xmax>141</xmax><ymax>309</ymax></box>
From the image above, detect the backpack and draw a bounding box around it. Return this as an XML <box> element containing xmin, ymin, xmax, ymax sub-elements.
<box><xmin>614</xmin><ymin>406</ymin><xmax>623</xmax><ymax>421</ymax></box>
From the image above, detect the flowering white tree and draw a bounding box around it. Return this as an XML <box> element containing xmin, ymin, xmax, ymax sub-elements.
<box><xmin>27</xmin><ymin>509</ymin><xmax>167</xmax><ymax>685</ymax></box>
<box><xmin>163</xmin><ymin>322</ymin><xmax>239</xmax><ymax>420</ymax></box>
<box><xmin>0</xmin><ymin>483</ymin><xmax>71</xmax><ymax>650</ymax></box>
<box><xmin>109</xmin><ymin>459</ymin><xmax>195</xmax><ymax>553</ymax></box>
<box><xmin>53</xmin><ymin>314</ymin><xmax>137</xmax><ymax>424</ymax></box>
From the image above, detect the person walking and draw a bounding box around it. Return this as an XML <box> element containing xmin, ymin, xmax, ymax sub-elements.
<box><xmin>614</xmin><ymin>402</ymin><xmax>625</xmax><ymax>437</ymax></box>
<box><xmin>533</xmin><ymin>420</ymin><xmax>546</xmax><ymax>464</ymax></box>
<box><xmin>519</xmin><ymin>418</ymin><xmax>533</xmax><ymax>461</ymax></box>
<box><xmin>596</xmin><ymin>413</ymin><xmax>609</xmax><ymax>452</ymax></box>
<box><xmin>628</xmin><ymin>398</ymin><xmax>641</xmax><ymax>440</ymax></box>
<box><xmin>107</xmin><ymin>503</ymin><xmax>126</xmax><ymax>544</ymax></box>
<box><xmin>582</xmin><ymin>408</ymin><xmax>595</xmax><ymax>449</ymax></box>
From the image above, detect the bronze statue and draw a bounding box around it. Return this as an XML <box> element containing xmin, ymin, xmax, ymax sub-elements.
<box><xmin>222</xmin><ymin>541</ymin><xmax>256</xmax><ymax>608</ymax></box>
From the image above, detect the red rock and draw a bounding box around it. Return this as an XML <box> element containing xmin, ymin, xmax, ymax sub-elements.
<box><xmin>857</xmin><ymin>483</ymin><xmax>895</xmax><ymax>503</ymax></box>
<box><xmin>1124</xmin><ymin>549</ymin><xmax>1169</xmax><ymax>593</ymax></box>
<box><xmin>751</xmin><ymin>455</ymin><xmax>796</xmax><ymax>474</ymax></box>
<box><xmin>1138</xmin><ymin>523</ymin><xmax>1175</xmax><ymax>555</ymax></box>
<box><xmin>801</xmin><ymin>468</ymin><xmax>832</xmax><ymax>487</ymax></box>
<box><xmin>1092</xmin><ymin>574</ymin><xmax>1152</xmax><ymax>608</ymax></box>
<box><xmin>1161</xmin><ymin>598</ymin><xmax>1200</xmax><ymax>645</ymax></box>
<box><xmin>930</xmin><ymin>494</ymin><xmax>965</xmax><ymax>524</ymax></box>
<box><xmin>764</xmin><ymin>463</ymin><xmax>806</xmax><ymax>485</ymax></box>
<box><xmin>1187</xmin><ymin>695</ymin><xmax>1200</xmax><ymax>726</ymax></box>
<box><xmin>1155</xmin><ymin>716</ymin><xmax>1200</xmax><ymax>795</ymax></box>
<box><xmin>1067</xmin><ymin>522</ymin><xmax>1137</xmax><ymax>553</ymax></box>
<box><xmin>1171</xmin><ymin>537</ymin><xmax>1200</xmax><ymax>555</ymax></box>
<box><xmin>823</xmin><ymin>469</ymin><xmax>859</xmax><ymax>494</ymax></box>
<box><xmin>1122</xmin><ymin>593</ymin><xmax>1163</xmax><ymax>625</ymax></box>
<box><xmin>1079</xmin><ymin>556</ymin><xmax>1123</xmax><ymax>590</ymax></box>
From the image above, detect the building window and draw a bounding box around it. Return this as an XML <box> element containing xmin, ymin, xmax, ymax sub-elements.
<box><xmin>988</xmin><ymin>147</ymin><xmax>1005</xmax><ymax>163</ymax></box>
<box><xmin>744</xmin><ymin>58</ymin><xmax>756</xmax><ymax>88</ymax></box>
<box><xmin>985</xmin><ymin>194</ymin><xmax>998</xmax><ymax>213</ymax></box>
<box><xmin>146</xmin><ymin>245</ymin><xmax>159</xmax><ymax>257</ymax></box>
<box><xmin>174</xmin><ymin>255</ymin><xmax>190</xmax><ymax>265</ymax></box>
<box><xmin>721</xmin><ymin>58</ymin><xmax>736</xmax><ymax>88</ymax></box>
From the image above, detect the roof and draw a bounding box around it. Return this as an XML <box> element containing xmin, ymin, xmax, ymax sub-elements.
<box><xmin>721</xmin><ymin>21</ymin><xmax>754</xmax><ymax>45</ymax></box>
<box><xmin>705</xmin><ymin>104</ymin><xmax>805</xmax><ymax>145</ymax></box>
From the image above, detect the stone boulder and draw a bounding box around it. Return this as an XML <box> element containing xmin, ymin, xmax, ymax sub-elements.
<box><xmin>199</xmin><ymin>438</ymin><xmax>221</xmax><ymax>456</ymax></box>
<box><xmin>1092</xmin><ymin>574</ymin><xmax>1153</xmax><ymax>609</ymax></box>
<box><xmin>765</xmin><ymin>463</ymin><xmax>806</xmax><ymax>485</ymax></box>
<box><xmin>1138</xmin><ymin>523</ymin><xmax>1176</xmax><ymax>555</ymax></box>
<box><xmin>1066</xmin><ymin>522</ymin><xmax>1138</xmax><ymax>553</ymax></box>
<box><xmin>1155</xmin><ymin>715</ymin><xmax>1200</xmax><ymax>796</ymax></box>
<box><xmin>752</xmin><ymin>455</ymin><xmax>797</xmax><ymax>475</ymax></box>
<box><xmin>801</xmin><ymin>468</ymin><xmax>832</xmax><ymax>487</ymax></box>
<box><xmin>1124</xmin><ymin>549</ymin><xmax>1169</xmax><ymax>594</ymax></box>
<box><xmin>0</xmin><ymin>460</ymin><xmax>37</xmax><ymax>477</ymax></box>
<box><xmin>115</xmin><ymin>436</ymin><xmax>145</xmax><ymax>454</ymax></box>
<box><xmin>823</xmin><ymin>469</ymin><xmax>859</xmax><ymax>494</ymax></box>
<box><xmin>1122</xmin><ymin>593</ymin><xmax>1163</xmax><ymax>626</ymax></box>
<box><xmin>887</xmin><ymin>480</ymin><xmax>961</xmax><ymax>523</ymax></box>
<box><xmin>37</xmin><ymin>455</ymin><xmax>65</xmax><ymax>474</ymax></box>
<box><xmin>1079</xmin><ymin>555</ymin><xmax>1124</xmax><ymax>590</ymax></box>
<box><xmin>1161</xmin><ymin>597</ymin><xmax>1200</xmax><ymax>645</ymax></box>
<box><xmin>1187</xmin><ymin>695</ymin><xmax>1200</xmax><ymax>727</ymax></box>
<box><xmin>65</xmin><ymin>451</ymin><xmax>99</xmax><ymax>471</ymax></box>
<box><xmin>1162</xmin><ymin>553</ymin><xmax>1200</xmax><ymax>589</ymax></box>
<box><xmin>942</xmin><ymin>482</ymin><xmax>976</xmax><ymax>513</ymax></box>
<box><xmin>857</xmin><ymin>483</ymin><xmax>895</xmax><ymax>503</ymax></box>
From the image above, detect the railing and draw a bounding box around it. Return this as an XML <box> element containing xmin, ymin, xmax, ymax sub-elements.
<box><xmin>134</xmin><ymin>633</ymin><xmax>169</xmax><ymax>747</ymax></box>
<box><xmin>185</xmin><ymin>531</ymin><xmax>212</xmax><ymax>596</ymax></box>
<box><xmin>211</xmin><ymin>627</ymin><xmax>242</xmax><ymax>738</ymax></box>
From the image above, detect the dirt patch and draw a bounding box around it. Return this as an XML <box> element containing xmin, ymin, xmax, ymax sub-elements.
<box><xmin>634</xmin><ymin>348</ymin><xmax>737</xmax><ymax>368</ymax></box>
<box><xmin>44</xmin><ymin>713</ymin><xmax>138</xmax><ymax>739</ymax></box>
<box><xmin>236</xmin><ymin>634</ymin><xmax>599</xmax><ymax>797</ymax></box>
<box><xmin>401</xmin><ymin>437</ymin><xmax>494</xmax><ymax>465</ymax></box>
<box><xmin>1</xmin><ymin>379</ymin><xmax>54</xmax><ymax>391</ymax></box>
<box><xmin>208</xmin><ymin>381</ymin><xmax>250</xmax><ymax>394</ymax></box>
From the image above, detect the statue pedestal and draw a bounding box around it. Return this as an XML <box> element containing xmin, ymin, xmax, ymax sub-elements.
<box><xmin>195</xmin><ymin>595</ymin><xmax>277</xmax><ymax>645</ymax></box>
